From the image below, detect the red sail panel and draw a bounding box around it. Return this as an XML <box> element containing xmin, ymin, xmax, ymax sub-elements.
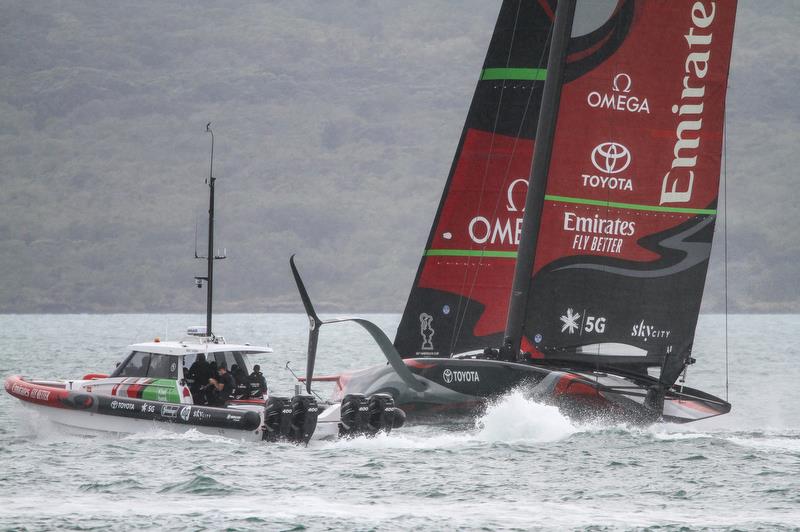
<box><xmin>525</xmin><ymin>0</ymin><xmax>737</xmax><ymax>382</ymax></box>
<box><xmin>417</xmin><ymin>130</ymin><xmax>533</xmax><ymax>339</ymax></box>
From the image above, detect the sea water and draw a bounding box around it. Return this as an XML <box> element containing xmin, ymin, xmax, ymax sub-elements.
<box><xmin>0</xmin><ymin>313</ymin><xmax>798</xmax><ymax>531</ymax></box>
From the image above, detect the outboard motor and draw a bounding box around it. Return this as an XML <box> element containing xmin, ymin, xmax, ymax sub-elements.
<box><xmin>339</xmin><ymin>393</ymin><xmax>404</xmax><ymax>437</ymax></box>
<box><xmin>289</xmin><ymin>394</ymin><xmax>319</xmax><ymax>444</ymax></box>
<box><xmin>339</xmin><ymin>393</ymin><xmax>370</xmax><ymax>436</ymax></box>
<box><xmin>368</xmin><ymin>393</ymin><xmax>405</xmax><ymax>431</ymax></box>
<box><xmin>262</xmin><ymin>395</ymin><xmax>319</xmax><ymax>444</ymax></box>
<box><xmin>262</xmin><ymin>396</ymin><xmax>292</xmax><ymax>442</ymax></box>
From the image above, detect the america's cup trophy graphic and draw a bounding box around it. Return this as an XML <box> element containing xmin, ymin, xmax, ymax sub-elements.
<box><xmin>419</xmin><ymin>313</ymin><xmax>434</xmax><ymax>351</ymax></box>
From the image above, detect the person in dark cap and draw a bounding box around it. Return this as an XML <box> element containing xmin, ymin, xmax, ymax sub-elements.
<box><xmin>206</xmin><ymin>362</ymin><xmax>236</xmax><ymax>406</ymax></box>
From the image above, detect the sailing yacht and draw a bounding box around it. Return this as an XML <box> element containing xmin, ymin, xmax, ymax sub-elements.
<box><xmin>293</xmin><ymin>0</ymin><xmax>737</xmax><ymax>423</ymax></box>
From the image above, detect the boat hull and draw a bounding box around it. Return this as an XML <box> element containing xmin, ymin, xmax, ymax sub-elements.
<box><xmin>332</xmin><ymin>358</ymin><xmax>730</xmax><ymax>424</ymax></box>
<box><xmin>19</xmin><ymin>400</ymin><xmax>266</xmax><ymax>441</ymax></box>
<box><xmin>5</xmin><ymin>375</ymin><xmax>340</xmax><ymax>441</ymax></box>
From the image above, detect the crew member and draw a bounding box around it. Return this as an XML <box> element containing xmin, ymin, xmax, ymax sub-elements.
<box><xmin>187</xmin><ymin>353</ymin><xmax>212</xmax><ymax>404</ymax></box>
<box><xmin>231</xmin><ymin>364</ymin><xmax>249</xmax><ymax>399</ymax></box>
<box><xmin>248</xmin><ymin>364</ymin><xmax>268</xmax><ymax>397</ymax></box>
<box><xmin>206</xmin><ymin>362</ymin><xmax>236</xmax><ymax>406</ymax></box>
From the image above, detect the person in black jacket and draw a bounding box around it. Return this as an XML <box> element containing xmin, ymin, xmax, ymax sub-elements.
<box><xmin>230</xmin><ymin>364</ymin><xmax>250</xmax><ymax>399</ymax></box>
<box><xmin>187</xmin><ymin>353</ymin><xmax>212</xmax><ymax>404</ymax></box>
<box><xmin>248</xmin><ymin>364</ymin><xmax>268</xmax><ymax>397</ymax></box>
<box><xmin>206</xmin><ymin>362</ymin><xmax>236</xmax><ymax>406</ymax></box>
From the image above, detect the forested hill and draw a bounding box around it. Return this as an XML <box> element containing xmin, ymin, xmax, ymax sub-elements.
<box><xmin>1</xmin><ymin>1</ymin><xmax>798</xmax><ymax>313</ymax></box>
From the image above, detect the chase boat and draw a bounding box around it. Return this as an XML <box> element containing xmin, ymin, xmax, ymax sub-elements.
<box><xmin>5</xmin><ymin>328</ymin><xmax>403</xmax><ymax>443</ymax></box>
<box><xmin>5</xmin><ymin>125</ymin><xmax>404</xmax><ymax>443</ymax></box>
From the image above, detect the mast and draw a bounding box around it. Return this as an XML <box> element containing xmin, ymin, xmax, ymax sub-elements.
<box><xmin>206</xmin><ymin>123</ymin><xmax>215</xmax><ymax>336</ymax></box>
<box><xmin>195</xmin><ymin>123</ymin><xmax>226</xmax><ymax>338</ymax></box>
<box><xmin>501</xmin><ymin>0</ymin><xmax>576</xmax><ymax>360</ymax></box>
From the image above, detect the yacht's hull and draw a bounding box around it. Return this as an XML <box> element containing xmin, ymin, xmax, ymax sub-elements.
<box><xmin>332</xmin><ymin>358</ymin><xmax>730</xmax><ymax>424</ymax></box>
<box><xmin>5</xmin><ymin>375</ymin><xmax>341</xmax><ymax>442</ymax></box>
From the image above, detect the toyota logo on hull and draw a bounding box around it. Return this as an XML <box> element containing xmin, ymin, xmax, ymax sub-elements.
<box><xmin>591</xmin><ymin>142</ymin><xmax>631</xmax><ymax>174</ymax></box>
<box><xmin>442</xmin><ymin>368</ymin><xmax>480</xmax><ymax>384</ymax></box>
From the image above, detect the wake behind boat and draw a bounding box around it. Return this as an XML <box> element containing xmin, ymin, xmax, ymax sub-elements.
<box><xmin>292</xmin><ymin>0</ymin><xmax>736</xmax><ymax>424</ymax></box>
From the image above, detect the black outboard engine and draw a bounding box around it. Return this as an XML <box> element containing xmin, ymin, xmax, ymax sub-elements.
<box><xmin>262</xmin><ymin>396</ymin><xmax>292</xmax><ymax>442</ymax></box>
<box><xmin>262</xmin><ymin>395</ymin><xmax>319</xmax><ymax>444</ymax></box>
<box><xmin>339</xmin><ymin>393</ymin><xmax>405</xmax><ymax>437</ymax></box>
<box><xmin>339</xmin><ymin>393</ymin><xmax>370</xmax><ymax>436</ymax></box>
<box><xmin>368</xmin><ymin>393</ymin><xmax>405</xmax><ymax>431</ymax></box>
<box><xmin>289</xmin><ymin>394</ymin><xmax>319</xmax><ymax>444</ymax></box>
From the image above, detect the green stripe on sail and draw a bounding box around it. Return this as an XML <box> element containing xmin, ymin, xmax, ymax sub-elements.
<box><xmin>425</xmin><ymin>249</ymin><xmax>517</xmax><ymax>258</ymax></box>
<box><xmin>545</xmin><ymin>195</ymin><xmax>717</xmax><ymax>215</ymax></box>
<box><xmin>481</xmin><ymin>68</ymin><xmax>547</xmax><ymax>81</ymax></box>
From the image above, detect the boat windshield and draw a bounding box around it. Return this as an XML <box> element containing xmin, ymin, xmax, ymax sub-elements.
<box><xmin>111</xmin><ymin>351</ymin><xmax>180</xmax><ymax>379</ymax></box>
<box><xmin>183</xmin><ymin>351</ymin><xmax>252</xmax><ymax>375</ymax></box>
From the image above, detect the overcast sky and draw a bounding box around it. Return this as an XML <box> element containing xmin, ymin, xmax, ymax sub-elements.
<box><xmin>1</xmin><ymin>1</ymin><xmax>798</xmax><ymax>314</ymax></box>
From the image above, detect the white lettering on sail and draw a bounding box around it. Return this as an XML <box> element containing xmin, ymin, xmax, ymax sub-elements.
<box><xmin>586</xmin><ymin>73</ymin><xmax>651</xmax><ymax>114</ymax></box>
<box><xmin>631</xmin><ymin>320</ymin><xmax>672</xmax><ymax>340</ymax></box>
<box><xmin>581</xmin><ymin>174</ymin><xmax>633</xmax><ymax>191</ymax></box>
<box><xmin>506</xmin><ymin>178</ymin><xmax>528</xmax><ymax>212</ymax></box>
<box><xmin>563</xmin><ymin>212</ymin><xmax>635</xmax><ymax>255</ymax></box>
<box><xmin>563</xmin><ymin>212</ymin><xmax>636</xmax><ymax>237</ymax></box>
<box><xmin>467</xmin><ymin>179</ymin><xmax>527</xmax><ymax>245</ymax></box>
<box><xmin>468</xmin><ymin>216</ymin><xmax>524</xmax><ymax>245</ymax></box>
<box><xmin>660</xmin><ymin>1</ymin><xmax>716</xmax><ymax>205</ymax></box>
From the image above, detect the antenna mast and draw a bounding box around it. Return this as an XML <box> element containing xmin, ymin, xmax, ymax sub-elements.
<box><xmin>194</xmin><ymin>123</ymin><xmax>226</xmax><ymax>338</ymax></box>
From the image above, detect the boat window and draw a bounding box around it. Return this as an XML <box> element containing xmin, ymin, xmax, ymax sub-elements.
<box><xmin>149</xmin><ymin>354</ymin><xmax>179</xmax><ymax>379</ymax></box>
<box><xmin>112</xmin><ymin>351</ymin><xmax>151</xmax><ymax>378</ymax></box>
<box><xmin>212</xmin><ymin>351</ymin><xmax>235</xmax><ymax>372</ymax></box>
<box><xmin>111</xmin><ymin>351</ymin><xmax>178</xmax><ymax>379</ymax></box>
<box><xmin>210</xmin><ymin>352</ymin><xmax>248</xmax><ymax>374</ymax></box>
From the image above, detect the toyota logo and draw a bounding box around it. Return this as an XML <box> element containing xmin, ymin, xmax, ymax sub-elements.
<box><xmin>591</xmin><ymin>142</ymin><xmax>631</xmax><ymax>174</ymax></box>
<box><xmin>442</xmin><ymin>369</ymin><xmax>453</xmax><ymax>384</ymax></box>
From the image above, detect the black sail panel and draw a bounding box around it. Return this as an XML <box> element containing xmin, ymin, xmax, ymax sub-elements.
<box><xmin>394</xmin><ymin>0</ymin><xmax>557</xmax><ymax>358</ymax></box>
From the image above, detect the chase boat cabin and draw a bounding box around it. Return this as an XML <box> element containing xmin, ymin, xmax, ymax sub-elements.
<box><xmin>99</xmin><ymin>326</ymin><xmax>273</xmax><ymax>405</ymax></box>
